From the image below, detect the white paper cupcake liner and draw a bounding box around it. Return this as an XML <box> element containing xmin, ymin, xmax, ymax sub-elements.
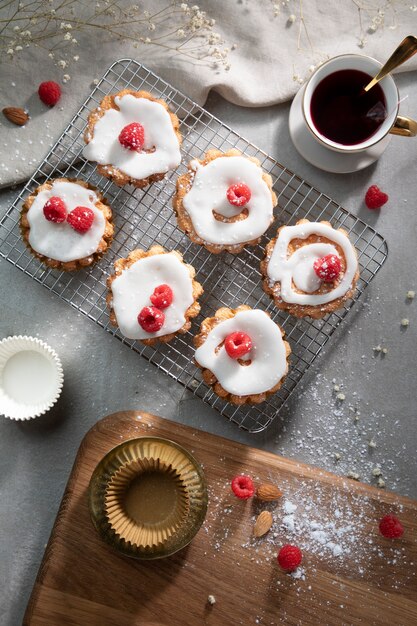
<box><xmin>0</xmin><ymin>335</ymin><xmax>63</xmax><ymax>420</ymax></box>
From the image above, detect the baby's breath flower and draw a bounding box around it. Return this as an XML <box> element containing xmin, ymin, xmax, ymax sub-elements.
<box><xmin>64</xmin><ymin>32</ymin><xmax>72</xmax><ymax>40</ymax></box>
<box><xmin>15</xmin><ymin>45</ymin><xmax>23</xmax><ymax>51</ymax></box>
<box><xmin>148</xmin><ymin>23</ymin><xmax>156</xmax><ymax>31</ymax></box>
<box><xmin>63</xmin><ymin>74</ymin><xmax>71</xmax><ymax>83</ymax></box>
<box><xmin>177</xmin><ymin>29</ymin><xmax>185</xmax><ymax>37</ymax></box>
<box><xmin>58</xmin><ymin>59</ymin><xmax>67</xmax><ymax>68</ymax></box>
<box><xmin>73</xmin><ymin>55</ymin><xmax>79</xmax><ymax>61</ymax></box>
<box><xmin>13</xmin><ymin>25</ymin><xmax>20</xmax><ymax>31</ymax></box>
<box><xmin>288</xmin><ymin>14</ymin><xmax>296</xmax><ymax>23</ymax></box>
<box><xmin>6</xmin><ymin>48</ymin><xmax>14</xmax><ymax>55</ymax></box>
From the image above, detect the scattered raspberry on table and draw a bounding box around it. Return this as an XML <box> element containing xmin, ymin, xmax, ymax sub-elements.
<box><xmin>379</xmin><ymin>514</ymin><xmax>404</xmax><ymax>539</ymax></box>
<box><xmin>231</xmin><ymin>474</ymin><xmax>255</xmax><ymax>499</ymax></box>
<box><xmin>365</xmin><ymin>185</ymin><xmax>388</xmax><ymax>209</ymax></box>
<box><xmin>38</xmin><ymin>81</ymin><xmax>61</xmax><ymax>107</ymax></box>
<box><xmin>277</xmin><ymin>544</ymin><xmax>303</xmax><ymax>571</ymax></box>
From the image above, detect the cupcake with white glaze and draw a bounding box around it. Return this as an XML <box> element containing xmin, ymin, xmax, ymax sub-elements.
<box><xmin>194</xmin><ymin>305</ymin><xmax>291</xmax><ymax>405</ymax></box>
<box><xmin>20</xmin><ymin>178</ymin><xmax>113</xmax><ymax>271</ymax></box>
<box><xmin>260</xmin><ymin>219</ymin><xmax>360</xmax><ymax>319</ymax></box>
<box><xmin>107</xmin><ymin>245</ymin><xmax>203</xmax><ymax>345</ymax></box>
<box><xmin>83</xmin><ymin>89</ymin><xmax>182</xmax><ymax>188</ymax></box>
<box><xmin>173</xmin><ymin>149</ymin><xmax>277</xmax><ymax>254</ymax></box>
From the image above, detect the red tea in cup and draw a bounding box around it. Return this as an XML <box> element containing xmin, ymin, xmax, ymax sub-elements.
<box><xmin>310</xmin><ymin>69</ymin><xmax>387</xmax><ymax>146</ymax></box>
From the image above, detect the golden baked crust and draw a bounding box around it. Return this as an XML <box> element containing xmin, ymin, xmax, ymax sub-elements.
<box><xmin>173</xmin><ymin>149</ymin><xmax>277</xmax><ymax>254</ymax></box>
<box><xmin>260</xmin><ymin>219</ymin><xmax>360</xmax><ymax>319</ymax></box>
<box><xmin>194</xmin><ymin>305</ymin><xmax>291</xmax><ymax>405</ymax></box>
<box><xmin>84</xmin><ymin>89</ymin><xmax>182</xmax><ymax>188</ymax></box>
<box><xmin>20</xmin><ymin>177</ymin><xmax>114</xmax><ymax>272</ymax></box>
<box><xmin>107</xmin><ymin>245</ymin><xmax>203</xmax><ymax>346</ymax></box>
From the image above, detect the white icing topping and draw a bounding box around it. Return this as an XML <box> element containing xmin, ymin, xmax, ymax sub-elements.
<box><xmin>111</xmin><ymin>253</ymin><xmax>194</xmax><ymax>340</ymax></box>
<box><xmin>182</xmin><ymin>156</ymin><xmax>274</xmax><ymax>246</ymax></box>
<box><xmin>82</xmin><ymin>94</ymin><xmax>181</xmax><ymax>179</ymax></box>
<box><xmin>267</xmin><ymin>222</ymin><xmax>358</xmax><ymax>306</ymax></box>
<box><xmin>195</xmin><ymin>309</ymin><xmax>288</xmax><ymax>396</ymax></box>
<box><xmin>26</xmin><ymin>181</ymin><xmax>106</xmax><ymax>263</ymax></box>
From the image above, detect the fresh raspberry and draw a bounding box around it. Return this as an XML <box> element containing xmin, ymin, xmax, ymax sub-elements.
<box><xmin>379</xmin><ymin>514</ymin><xmax>404</xmax><ymax>539</ymax></box>
<box><xmin>138</xmin><ymin>306</ymin><xmax>165</xmax><ymax>333</ymax></box>
<box><xmin>38</xmin><ymin>81</ymin><xmax>61</xmax><ymax>107</ymax></box>
<box><xmin>224</xmin><ymin>332</ymin><xmax>252</xmax><ymax>359</ymax></box>
<box><xmin>43</xmin><ymin>196</ymin><xmax>67</xmax><ymax>223</ymax></box>
<box><xmin>150</xmin><ymin>284</ymin><xmax>173</xmax><ymax>309</ymax></box>
<box><xmin>67</xmin><ymin>206</ymin><xmax>95</xmax><ymax>233</ymax></box>
<box><xmin>226</xmin><ymin>183</ymin><xmax>251</xmax><ymax>207</ymax></box>
<box><xmin>277</xmin><ymin>545</ymin><xmax>303</xmax><ymax>571</ymax></box>
<box><xmin>118</xmin><ymin>122</ymin><xmax>145</xmax><ymax>151</ymax></box>
<box><xmin>314</xmin><ymin>254</ymin><xmax>342</xmax><ymax>282</ymax></box>
<box><xmin>231</xmin><ymin>474</ymin><xmax>255</xmax><ymax>499</ymax></box>
<box><xmin>365</xmin><ymin>185</ymin><xmax>388</xmax><ymax>209</ymax></box>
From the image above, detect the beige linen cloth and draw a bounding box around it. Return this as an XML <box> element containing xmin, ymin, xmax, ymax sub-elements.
<box><xmin>1</xmin><ymin>0</ymin><xmax>417</xmax><ymax>187</ymax></box>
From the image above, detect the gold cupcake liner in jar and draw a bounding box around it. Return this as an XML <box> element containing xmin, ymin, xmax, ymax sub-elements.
<box><xmin>89</xmin><ymin>437</ymin><xmax>208</xmax><ymax>559</ymax></box>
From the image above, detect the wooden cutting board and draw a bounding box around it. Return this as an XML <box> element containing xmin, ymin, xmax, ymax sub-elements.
<box><xmin>24</xmin><ymin>411</ymin><xmax>417</xmax><ymax>626</ymax></box>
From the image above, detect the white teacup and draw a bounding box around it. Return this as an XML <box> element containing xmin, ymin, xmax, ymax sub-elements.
<box><xmin>289</xmin><ymin>53</ymin><xmax>416</xmax><ymax>172</ymax></box>
<box><xmin>305</xmin><ymin>54</ymin><xmax>416</xmax><ymax>151</ymax></box>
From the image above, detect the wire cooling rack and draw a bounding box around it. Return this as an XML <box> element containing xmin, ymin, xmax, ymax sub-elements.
<box><xmin>0</xmin><ymin>59</ymin><xmax>388</xmax><ymax>433</ymax></box>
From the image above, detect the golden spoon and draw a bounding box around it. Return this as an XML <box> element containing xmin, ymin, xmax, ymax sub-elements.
<box><xmin>364</xmin><ymin>35</ymin><xmax>417</xmax><ymax>92</ymax></box>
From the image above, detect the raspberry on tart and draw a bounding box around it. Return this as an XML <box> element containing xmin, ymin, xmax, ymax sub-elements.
<box><xmin>43</xmin><ymin>197</ymin><xmax>67</xmax><ymax>223</ymax></box>
<box><xmin>107</xmin><ymin>245</ymin><xmax>203</xmax><ymax>346</ymax></box>
<box><xmin>20</xmin><ymin>178</ymin><xmax>113</xmax><ymax>271</ymax></box>
<box><xmin>224</xmin><ymin>332</ymin><xmax>252</xmax><ymax>359</ymax></box>
<box><xmin>314</xmin><ymin>253</ymin><xmax>342</xmax><ymax>282</ymax></box>
<box><xmin>150</xmin><ymin>284</ymin><xmax>173</xmax><ymax>309</ymax></box>
<box><xmin>67</xmin><ymin>206</ymin><xmax>95</xmax><ymax>233</ymax></box>
<box><xmin>226</xmin><ymin>183</ymin><xmax>252</xmax><ymax>207</ymax></box>
<box><xmin>261</xmin><ymin>219</ymin><xmax>360</xmax><ymax>319</ymax></box>
<box><xmin>138</xmin><ymin>306</ymin><xmax>165</xmax><ymax>333</ymax></box>
<box><xmin>194</xmin><ymin>305</ymin><xmax>291</xmax><ymax>405</ymax></box>
<box><xmin>83</xmin><ymin>89</ymin><xmax>182</xmax><ymax>189</ymax></box>
<box><xmin>118</xmin><ymin>122</ymin><xmax>145</xmax><ymax>151</ymax></box>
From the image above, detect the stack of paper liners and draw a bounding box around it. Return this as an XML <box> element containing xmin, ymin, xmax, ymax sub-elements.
<box><xmin>104</xmin><ymin>447</ymin><xmax>190</xmax><ymax>550</ymax></box>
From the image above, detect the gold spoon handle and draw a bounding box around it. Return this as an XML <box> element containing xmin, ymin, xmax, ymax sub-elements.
<box><xmin>389</xmin><ymin>115</ymin><xmax>417</xmax><ymax>137</ymax></box>
<box><xmin>364</xmin><ymin>35</ymin><xmax>417</xmax><ymax>92</ymax></box>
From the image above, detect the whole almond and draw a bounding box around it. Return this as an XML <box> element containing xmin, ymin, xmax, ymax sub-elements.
<box><xmin>256</xmin><ymin>483</ymin><xmax>282</xmax><ymax>501</ymax></box>
<box><xmin>2</xmin><ymin>107</ymin><xmax>29</xmax><ymax>126</ymax></box>
<box><xmin>253</xmin><ymin>510</ymin><xmax>273</xmax><ymax>537</ymax></box>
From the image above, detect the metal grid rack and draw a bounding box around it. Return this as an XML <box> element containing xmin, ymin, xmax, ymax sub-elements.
<box><xmin>0</xmin><ymin>59</ymin><xmax>388</xmax><ymax>433</ymax></box>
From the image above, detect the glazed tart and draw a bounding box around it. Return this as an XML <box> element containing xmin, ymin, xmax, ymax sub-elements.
<box><xmin>260</xmin><ymin>218</ymin><xmax>360</xmax><ymax>319</ymax></box>
<box><xmin>82</xmin><ymin>89</ymin><xmax>182</xmax><ymax>188</ymax></box>
<box><xmin>194</xmin><ymin>305</ymin><xmax>291</xmax><ymax>405</ymax></box>
<box><xmin>173</xmin><ymin>149</ymin><xmax>277</xmax><ymax>254</ymax></box>
<box><xmin>20</xmin><ymin>177</ymin><xmax>113</xmax><ymax>271</ymax></box>
<box><xmin>107</xmin><ymin>245</ymin><xmax>203</xmax><ymax>345</ymax></box>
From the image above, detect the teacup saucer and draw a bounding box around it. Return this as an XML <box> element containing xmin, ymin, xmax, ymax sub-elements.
<box><xmin>289</xmin><ymin>85</ymin><xmax>391</xmax><ymax>174</ymax></box>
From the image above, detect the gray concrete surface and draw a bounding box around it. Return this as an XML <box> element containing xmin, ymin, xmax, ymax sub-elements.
<box><xmin>1</xmin><ymin>73</ymin><xmax>417</xmax><ymax>625</ymax></box>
